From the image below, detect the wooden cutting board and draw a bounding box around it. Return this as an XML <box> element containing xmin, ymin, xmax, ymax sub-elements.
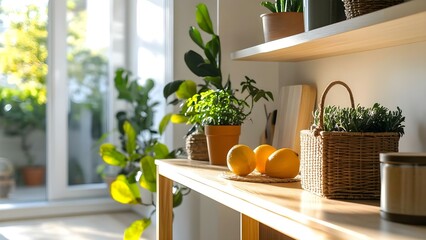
<box><xmin>272</xmin><ymin>85</ymin><xmax>316</xmax><ymax>154</ymax></box>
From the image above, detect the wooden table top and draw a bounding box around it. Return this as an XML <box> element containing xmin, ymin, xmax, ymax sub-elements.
<box><xmin>156</xmin><ymin>159</ymin><xmax>426</xmax><ymax>240</ymax></box>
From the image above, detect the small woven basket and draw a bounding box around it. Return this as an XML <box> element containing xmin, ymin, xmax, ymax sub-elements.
<box><xmin>300</xmin><ymin>81</ymin><xmax>400</xmax><ymax>199</ymax></box>
<box><xmin>342</xmin><ymin>0</ymin><xmax>403</xmax><ymax>19</ymax></box>
<box><xmin>186</xmin><ymin>133</ymin><xmax>209</xmax><ymax>161</ymax></box>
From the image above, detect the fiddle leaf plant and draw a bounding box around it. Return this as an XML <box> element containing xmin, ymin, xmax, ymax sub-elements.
<box><xmin>99</xmin><ymin>68</ymin><xmax>187</xmax><ymax>240</ymax></box>
<box><xmin>160</xmin><ymin>3</ymin><xmax>228</xmax><ymax>136</ymax></box>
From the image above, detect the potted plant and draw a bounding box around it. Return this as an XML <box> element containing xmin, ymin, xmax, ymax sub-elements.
<box><xmin>260</xmin><ymin>0</ymin><xmax>304</xmax><ymax>42</ymax></box>
<box><xmin>160</xmin><ymin>3</ymin><xmax>228</xmax><ymax>161</ymax></box>
<box><xmin>162</xmin><ymin>4</ymin><xmax>273</xmax><ymax>165</ymax></box>
<box><xmin>0</xmin><ymin>87</ymin><xmax>46</xmax><ymax>186</ymax></box>
<box><xmin>99</xmin><ymin>68</ymin><xmax>187</xmax><ymax>239</ymax></box>
<box><xmin>184</xmin><ymin>77</ymin><xmax>273</xmax><ymax>166</ymax></box>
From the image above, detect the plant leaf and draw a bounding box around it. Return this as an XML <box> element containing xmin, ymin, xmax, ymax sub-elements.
<box><xmin>261</xmin><ymin>1</ymin><xmax>277</xmax><ymax>12</ymax></box>
<box><xmin>140</xmin><ymin>156</ymin><xmax>157</xmax><ymax>192</ymax></box>
<box><xmin>123</xmin><ymin>121</ymin><xmax>136</xmax><ymax>156</ymax></box>
<box><xmin>189</xmin><ymin>26</ymin><xmax>204</xmax><ymax>49</ymax></box>
<box><xmin>196</xmin><ymin>3</ymin><xmax>214</xmax><ymax>34</ymax></box>
<box><xmin>176</xmin><ymin>80</ymin><xmax>197</xmax><ymax>99</ymax></box>
<box><xmin>110</xmin><ymin>175</ymin><xmax>139</xmax><ymax>204</ymax></box>
<box><xmin>124</xmin><ymin>218</ymin><xmax>152</xmax><ymax>240</ymax></box>
<box><xmin>184</xmin><ymin>50</ymin><xmax>218</xmax><ymax>77</ymax></box>
<box><xmin>171</xmin><ymin>114</ymin><xmax>188</xmax><ymax>124</ymax></box>
<box><xmin>159</xmin><ymin>113</ymin><xmax>172</xmax><ymax>135</ymax></box>
<box><xmin>173</xmin><ymin>187</ymin><xmax>183</xmax><ymax>208</ymax></box>
<box><xmin>99</xmin><ymin>143</ymin><xmax>127</xmax><ymax>167</ymax></box>
<box><xmin>163</xmin><ymin>80</ymin><xmax>184</xmax><ymax>99</ymax></box>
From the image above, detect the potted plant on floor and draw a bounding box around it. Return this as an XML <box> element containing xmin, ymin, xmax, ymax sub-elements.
<box><xmin>99</xmin><ymin>68</ymin><xmax>187</xmax><ymax>239</ymax></box>
<box><xmin>260</xmin><ymin>0</ymin><xmax>304</xmax><ymax>42</ymax></box>
<box><xmin>0</xmin><ymin>88</ymin><xmax>46</xmax><ymax>186</ymax></box>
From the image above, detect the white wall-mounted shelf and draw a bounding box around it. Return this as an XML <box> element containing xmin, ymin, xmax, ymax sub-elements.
<box><xmin>231</xmin><ymin>0</ymin><xmax>426</xmax><ymax>62</ymax></box>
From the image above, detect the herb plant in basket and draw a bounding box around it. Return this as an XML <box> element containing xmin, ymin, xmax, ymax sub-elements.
<box><xmin>300</xmin><ymin>81</ymin><xmax>405</xmax><ymax>199</ymax></box>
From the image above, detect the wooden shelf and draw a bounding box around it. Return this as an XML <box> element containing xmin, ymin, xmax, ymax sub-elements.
<box><xmin>156</xmin><ymin>159</ymin><xmax>426</xmax><ymax>240</ymax></box>
<box><xmin>231</xmin><ymin>0</ymin><xmax>426</xmax><ymax>62</ymax></box>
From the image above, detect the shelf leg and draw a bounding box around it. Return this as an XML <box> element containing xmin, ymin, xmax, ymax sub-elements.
<box><xmin>241</xmin><ymin>213</ymin><xmax>260</xmax><ymax>240</ymax></box>
<box><xmin>157</xmin><ymin>172</ymin><xmax>173</xmax><ymax>240</ymax></box>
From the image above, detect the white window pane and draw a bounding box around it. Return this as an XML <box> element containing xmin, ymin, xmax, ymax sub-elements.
<box><xmin>67</xmin><ymin>0</ymin><xmax>110</xmax><ymax>185</ymax></box>
<box><xmin>0</xmin><ymin>0</ymin><xmax>48</xmax><ymax>203</ymax></box>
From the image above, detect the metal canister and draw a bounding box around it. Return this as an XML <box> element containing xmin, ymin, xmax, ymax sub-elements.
<box><xmin>380</xmin><ymin>153</ymin><xmax>426</xmax><ymax>225</ymax></box>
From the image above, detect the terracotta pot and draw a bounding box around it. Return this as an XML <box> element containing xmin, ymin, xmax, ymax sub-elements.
<box><xmin>21</xmin><ymin>166</ymin><xmax>45</xmax><ymax>186</ymax></box>
<box><xmin>204</xmin><ymin>125</ymin><xmax>241</xmax><ymax>166</ymax></box>
<box><xmin>261</xmin><ymin>12</ymin><xmax>304</xmax><ymax>42</ymax></box>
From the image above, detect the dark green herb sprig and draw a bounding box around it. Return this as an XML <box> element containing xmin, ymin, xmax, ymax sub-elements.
<box><xmin>313</xmin><ymin>103</ymin><xmax>405</xmax><ymax>136</ymax></box>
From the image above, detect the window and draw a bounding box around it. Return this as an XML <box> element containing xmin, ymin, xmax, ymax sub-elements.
<box><xmin>0</xmin><ymin>0</ymin><xmax>125</xmax><ymax>204</ymax></box>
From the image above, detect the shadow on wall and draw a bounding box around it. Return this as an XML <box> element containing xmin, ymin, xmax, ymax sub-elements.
<box><xmin>418</xmin><ymin>123</ymin><xmax>426</xmax><ymax>152</ymax></box>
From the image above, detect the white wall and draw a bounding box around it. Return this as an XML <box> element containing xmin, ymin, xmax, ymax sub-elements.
<box><xmin>287</xmin><ymin>41</ymin><xmax>426</xmax><ymax>152</ymax></box>
<box><xmin>169</xmin><ymin>1</ymin><xmax>281</xmax><ymax>240</ymax></box>
<box><xmin>170</xmin><ymin>1</ymin><xmax>426</xmax><ymax>239</ymax></box>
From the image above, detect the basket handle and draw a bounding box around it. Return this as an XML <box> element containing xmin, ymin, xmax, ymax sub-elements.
<box><xmin>315</xmin><ymin>81</ymin><xmax>355</xmax><ymax>136</ymax></box>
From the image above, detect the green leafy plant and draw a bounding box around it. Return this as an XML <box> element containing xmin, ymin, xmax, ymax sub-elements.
<box><xmin>0</xmin><ymin>87</ymin><xmax>45</xmax><ymax>166</ymax></box>
<box><xmin>261</xmin><ymin>0</ymin><xmax>303</xmax><ymax>13</ymax></box>
<box><xmin>160</xmin><ymin>3</ymin><xmax>227</xmax><ymax>136</ymax></box>
<box><xmin>99</xmin><ymin>69</ymin><xmax>187</xmax><ymax>239</ymax></box>
<box><xmin>312</xmin><ymin>103</ymin><xmax>405</xmax><ymax>135</ymax></box>
<box><xmin>185</xmin><ymin>77</ymin><xmax>273</xmax><ymax>126</ymax></box>
<box><xmin>161</xmin><ymin>3</ymin><xmax>273</xmax><ymax>134</ymax></box>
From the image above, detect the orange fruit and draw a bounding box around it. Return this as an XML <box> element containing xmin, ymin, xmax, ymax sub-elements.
<box><xmin>253</xmin><ymin>144</ymin><xmax>276</xmax><ymax>174</ymax></box>
<box><xmin>265</xmin><ymin>148</ymin><xmax>299</xmax><ymax>178</ymax></box>
<box><xmin>226</xmin><ymin>144</ymin><xmax>256</xmax><ymax>176</ymax></box>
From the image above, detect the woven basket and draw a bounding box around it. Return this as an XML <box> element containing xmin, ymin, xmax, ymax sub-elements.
<box><xmin>300</xmin><ymin>81</ymin><xmax>400</xmax><ymax>199</ymax></box>
<box><xmin>186</xmin><ymin>133</ymin><xmax>209</xmax><ymax>161</ymax></box>
<box><xmin>342</xmin><ymin>0</ymin><xmax>403</xmax><ymax>19</ymax></box>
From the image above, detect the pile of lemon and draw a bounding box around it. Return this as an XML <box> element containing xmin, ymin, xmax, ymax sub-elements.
<box><xmin>226</xmin><ymin>144</ymin><xmax>299</xmax><ymax>178</ymax></box>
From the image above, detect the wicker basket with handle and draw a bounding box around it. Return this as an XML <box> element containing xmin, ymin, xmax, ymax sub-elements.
<box><xmin>300</xmin><ymin>81</ymin><xmax>400</xmax><ymax>199</ymax></box>
<box><xmin>342</xmin><ymin>0</ymin><xmax>403</xmax><ymax>19</ymax></box>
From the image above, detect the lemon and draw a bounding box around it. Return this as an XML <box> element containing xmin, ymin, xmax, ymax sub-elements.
<box><xmin>226</xmin><ymin>144</ymin><xmax>256</xmax><ymax>176</ymax></box>
<box><xmin>265</xmin><ymin>148</ymin><xmax>299</xmax><ymax>178</ymax></box>
<box><xmin>253</xmin><ymin>144</ymin><xmax>276</xmax><ymax>174</ymax></box>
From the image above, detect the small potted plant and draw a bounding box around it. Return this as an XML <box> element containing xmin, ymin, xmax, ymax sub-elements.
<box><xmin>260</xmin><ymin>0</ymin><xmax>304</xmax><ymax>42</ymax></box>
<box><xmin>0</xmin><ymin>87</ymin><xmax>46</xmax><ymax>186</ymax></box>
<box><xmin>184</xmin><ymin>77</ymin><xmax>273</xmax><ymax>166</ymax></box>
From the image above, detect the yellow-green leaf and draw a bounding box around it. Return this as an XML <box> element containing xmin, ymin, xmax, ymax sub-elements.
<box><xmin>159</xmin><ymin>113</ymin><xmax>172</xmax><ymax>135</ymax></box>
<box><xmin>123</xmin><ymin>121</ymin><xmax>136</xmax><ymax>155</ymax></box>
<box><xmin>139</xmin><ymin>156</ymin><xmax>157</xmax><ymax>192</ymax></box>
<box><xmin>99</xmin><ymin>143</ymin><xmax>127</xmax><ymax>166</ymax></box>
<box><xmin>124</xmin><ymin>218</ymin><xmax>152</xmax><ymax>240</ymax></box>
<box><xmin>110</xmin><ymin>175</ymin><xmax>138</xmax><ymax>204</ymax></box>
<box><xmin>171</xmin><ymin>114</ymin><xmax>188</xmax><ymax>124</ymax></box>
<box><xmin>176</xmin><ymin>80</ymin><xmax>196</xmax><ymax>99</ymax></box>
